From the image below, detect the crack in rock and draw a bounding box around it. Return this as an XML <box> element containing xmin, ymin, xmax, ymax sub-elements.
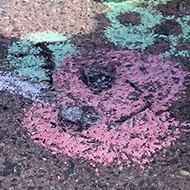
<box><xmin>115</xmin><ymin>101</ymin><xmax>152</xmax><ymax>124</ymax></box>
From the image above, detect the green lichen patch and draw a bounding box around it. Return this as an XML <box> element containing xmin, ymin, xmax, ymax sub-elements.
<box><xmin>101</xmin><ymin>0</ymin><xmax>172</xmax><ymax>8</ymax></box>
<box><xmin>103</xmin><ymin>0</ymin><xmax>190</xmax><ymax>58</ymax></box>
<box><xmin>47</xmin><ymin>42</ymin><xmax>76</xmax><ymax>67</ymax></box>
<box><xmin>157</xmin><ymin>15</ymin><xmax>190</xmax><ymax>58</ymax></box>
<box><xmin>22</xmin><ymin>31</ymin><xmax>77</xmax><ymax>66</ymax></box>
<box><xmin>7</xmin><ymin>41</ymin><xmax>48</xmax><ymax>81</ymax></box>
<box><xmin>104</xmin><ymin>4</ymin><xmax>163</xmax><ymax>50</ymax></box>
<box><xmin>7</xmin><ymin>31</ymin><xmax>77</xmax><ymax>82</ymax></box>
<box><xmin>21</xmin><ymin>31</ymin><xmax>68</xmax><ymax>43</ymax></box>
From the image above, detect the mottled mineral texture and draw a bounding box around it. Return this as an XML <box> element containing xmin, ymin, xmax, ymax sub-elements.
<box><xmin>23</xmin><ymin>50</ymin><xmax>189</xmax><ymax>166</ymax></box>
<box><xmin>59</xmin><ymin>105</ymin><xmax>100</xmax><ymax>131</ymax></box>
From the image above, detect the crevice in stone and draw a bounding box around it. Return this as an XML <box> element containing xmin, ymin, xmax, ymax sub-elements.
<box><xmin>125</xmin><ymin>79</ymin><xmax>143</xmax><ymax>94</ymax></box>
<box><xmin>115</xmin><ymin>101</ymin><xmax>152</xmax><ymax>124</ymax></box>
<box><xmin>34</xmin><ymin>42</ymin><xmax>55</xmax><ymax>85</ymax></box>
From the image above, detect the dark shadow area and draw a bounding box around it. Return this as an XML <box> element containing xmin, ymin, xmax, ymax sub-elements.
<box><xmin>156</xmin><ymin>0</ymin><xmax>190</xmax><ymax>17</ymax></box>
<box><xmin>0</xmin><ymin>34</ymin><xmax>18</xmax><ymax>71</ymax></box>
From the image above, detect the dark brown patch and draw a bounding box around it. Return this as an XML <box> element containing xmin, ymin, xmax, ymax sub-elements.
<box><xmin>117</xmin><ymin>12</ymin><xmax>141</xmax><ymax>25</ymax></box>
<box><xmin>146</xmin><ymin>37</ymin><xmax>170</xmax><ymax>55</ymax></box>
<box><xmin>156</xmin><ymin>0</ymin><xmax>190</xmax><ymax>17</ymax></box>
<box><xmin>169</xmin><ymin>87</ymin><xmax>190</xmax><ymax>122</ymax></box>
<box><xmin>154</xmin><ymin>20</ymin><xmax>182</xmax><ymax>36</ymax></box>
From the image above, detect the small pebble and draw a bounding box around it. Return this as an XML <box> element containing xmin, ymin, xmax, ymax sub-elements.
<box><xmin>180</xmin><ymin>170</ymin><xmax>190</xmax><ymax>176</ymax></box>
<box><xmin>95</xmin><ymin>168</ymin><xmax>99</xmax><ymax>173</ymax></box>
<box><xmin>118</xmin><ymin>165</ymin><xmax>123</xmax><ymax>171</ymax></box>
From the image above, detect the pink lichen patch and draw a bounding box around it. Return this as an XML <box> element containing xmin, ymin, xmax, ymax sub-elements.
<box><xmin>23</xmin><ymin>50</ymin><xmax>189</xmax><ymax>166</ymax></box>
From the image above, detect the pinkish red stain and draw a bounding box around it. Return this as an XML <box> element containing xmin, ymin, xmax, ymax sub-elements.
<box><xmin>23</xmin><ymin>50</ymin><xmax>189</xmax><ymax>166</ymax></box>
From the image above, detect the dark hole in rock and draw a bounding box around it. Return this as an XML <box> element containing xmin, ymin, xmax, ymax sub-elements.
<box><xmin>116</xmin><ymin>12</ymin><xmax>141</xmax><ymax>26</ymax></box>
<box><xmin>80</xmin><ymin>64</ymin><xmax>116</xmax><ymax>92</ymax></box>
<box><xmin>154</xmin><ymin>20</ymin><xmax>182</xmax><ymax>36</ymax></box>
<box><xmin>59</xmin><ymin>105</ymin><xmax>100</xmax><ymax>131</ymax></box>
<box><xmin>139</xmin><ymin>66</ymin><xmax>148</xmax><ymax>75</ymax></box>
<box><xmin>0</xmin><ymin>105</ymin><xmax>8</xmax><ymax>110</ymax></box>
